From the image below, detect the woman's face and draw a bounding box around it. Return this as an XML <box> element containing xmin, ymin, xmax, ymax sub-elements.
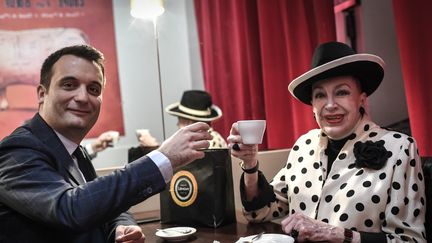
<box><xmin>311</xmin><ymin>76</ymin><xmax>366</xmax><ymax>140</ymax></box>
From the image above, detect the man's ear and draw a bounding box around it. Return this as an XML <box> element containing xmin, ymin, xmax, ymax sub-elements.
<box><xmin>37</xmin><ymin>85</ymin><xmax>46</xmax><ymax>105</ymax></box>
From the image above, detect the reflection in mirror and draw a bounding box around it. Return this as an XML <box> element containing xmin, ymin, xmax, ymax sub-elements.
<box><xmin>90</xmin><ymin>0</ymin><xmax>204</xmax><ymax>169</ymax></box>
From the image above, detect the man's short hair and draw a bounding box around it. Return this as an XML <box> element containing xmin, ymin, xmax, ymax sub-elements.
<box><xmin>40</xmin><ymin>45</ymin><xmax>105</xmax><ymax>89</ymax></box>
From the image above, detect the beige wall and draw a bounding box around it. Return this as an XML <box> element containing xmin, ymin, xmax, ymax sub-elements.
<box><xmin>361</xmin><ymin>0</ymin><xmax>408</xmax><ymax>127</ymax></box>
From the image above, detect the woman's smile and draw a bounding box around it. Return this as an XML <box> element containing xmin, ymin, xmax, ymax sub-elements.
<box><xmin>323</xmin><ymin>114</ymin><xmax>344</xmax><ymax>125</ymax></box>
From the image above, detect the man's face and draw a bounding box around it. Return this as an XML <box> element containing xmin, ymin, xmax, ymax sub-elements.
<box><xmin>37</xmin><ymin>55</ymin><xmax>104</xmax><ymax>143</ymax></box>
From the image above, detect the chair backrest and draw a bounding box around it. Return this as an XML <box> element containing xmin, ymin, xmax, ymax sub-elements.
<box><xmin>421</xmin><ymin>157</ymin><xmax>432</xmax><ymax>241</ymax></box>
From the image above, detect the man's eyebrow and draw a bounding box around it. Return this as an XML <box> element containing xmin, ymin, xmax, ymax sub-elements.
<box><xmin>58</xmin><ymin>76</ymin><xmax>78</xmax><ymax>82</ymax></box>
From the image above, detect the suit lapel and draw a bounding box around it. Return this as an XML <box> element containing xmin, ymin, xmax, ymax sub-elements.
<box><xmin>27</xmin><ymin>113</ymin><xmax>86</xmax><ymax>185</ymax></box>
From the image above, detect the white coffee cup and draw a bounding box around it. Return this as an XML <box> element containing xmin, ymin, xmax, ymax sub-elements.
<box><xmin>136</xmin><ymin>129</ymin><xmax>150</xmax><ymax>139</ymax></box>
<box><xmin>135</xmin><ymin>129</ymin><xmax>159</xmax><ymax>147</ymax></box>
<box><xmin>237</xmin><ymin>120</ymin><xmax>266</xmax><ymax>144</ymax></box>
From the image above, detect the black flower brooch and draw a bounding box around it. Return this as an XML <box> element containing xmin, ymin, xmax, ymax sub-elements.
<box><xmin>353</xmin><ymin>140</ymin><xmax>392</xmax><ymax>170</ymax></box>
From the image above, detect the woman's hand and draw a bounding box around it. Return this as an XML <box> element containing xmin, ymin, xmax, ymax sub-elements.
<box><xmin>281</xmin><ymin>212</ymin><xmax>347</xmax><ymax>242</ymax></box>
<box><xmin>227</xmin><ymin>122</ymin><xmax>258</xmax><ymax>166</ymax></box>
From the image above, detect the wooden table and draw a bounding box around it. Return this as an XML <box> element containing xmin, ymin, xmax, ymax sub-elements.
<box><xmin>136</xmin><ymin>210</ymin><xmax>285</xmax><ymax>242</ymax></box>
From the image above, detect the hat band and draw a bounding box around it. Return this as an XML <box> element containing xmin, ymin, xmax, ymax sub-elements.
<box><xmin>179</xmin><ymin>104</ymin><xmax>211</xmax><ymax>116</ymax></box>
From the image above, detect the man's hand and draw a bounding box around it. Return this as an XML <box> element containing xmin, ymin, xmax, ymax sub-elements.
<box><xmin>137</xmin><ymin>130</ymin><xmax>159</xmax><ymax>147</ymax></box>
<box><xmin>91</xmin><ymin>131</ymin><xmax>118</xmax><ymax>153</ymax></box>
<box><xmin>115</xmin><ymin>225</ymin><xmax>145</xmax><ymax>243</ymax></box>
<box><xmin>158</xmin><ymin>122</ymin><xmax>212</xmax><ymax>169</ymax></box>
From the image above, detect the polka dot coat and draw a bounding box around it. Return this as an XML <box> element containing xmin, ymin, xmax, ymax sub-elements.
<box><xmin>242</xmin><ymin>118</ymin><xmax>426</xmax><ymax>242</ymax></box>
<box><xmin>208</xmin><ymin>128</ymin><xmax>227</xmax><ymax>149</ymax></box>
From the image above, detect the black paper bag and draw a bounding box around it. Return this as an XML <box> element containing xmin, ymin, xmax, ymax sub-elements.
<box><xmin>160</xmin><ymin>148</ymin><xmax>236</xmax><ymax>228</ymax></box>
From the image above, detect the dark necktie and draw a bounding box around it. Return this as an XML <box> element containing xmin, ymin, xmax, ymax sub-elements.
<box><xmin>73</xmin><ymin>146</ymin><xmax>96</xmax><ymax>182</ymax></box>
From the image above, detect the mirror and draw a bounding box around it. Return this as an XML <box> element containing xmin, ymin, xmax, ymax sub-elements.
<box><xmin>90</xmin><ymin>0</ymin><xmax>203</xmax><ymax>168</ymax></box>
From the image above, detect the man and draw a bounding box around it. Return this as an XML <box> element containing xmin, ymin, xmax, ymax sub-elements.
<box><xmin>0</xmin><ymin>45</ymin><xmax>212</xmax><ymax>242</ymax></box>
<box><xmin>129</xmin><ymin>90</ymin><xmax>226</xmax><ymax>162</ymax></box>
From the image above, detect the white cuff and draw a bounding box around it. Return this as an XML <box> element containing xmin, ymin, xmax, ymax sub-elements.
<box><xmin>147</xmin><ymin>150</ymin><xmax>173</xmax><ymax>184</ymax></box>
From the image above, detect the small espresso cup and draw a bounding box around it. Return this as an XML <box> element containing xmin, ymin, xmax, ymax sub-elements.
<box><xmin>135</xmin><ymin>129</ymin><xmax>150</xmax><ymax>139</ymax></box>
<box><xmin>237</xmin><ymin>120</ymin><xmax>266</xmax><ymax>144</ymax></box>
<box><xmin>136</xmin><ymin>129</ymin><xmax>159</xmax><ymax>147</ymax></box>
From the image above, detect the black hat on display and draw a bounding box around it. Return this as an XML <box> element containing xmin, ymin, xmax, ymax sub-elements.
<box><xmin>288</xmin><ymin>41</ymin><xmax>385</xmax><ymax>105</ymax></box>
<box><xmin>165</xmin><ymin>90</ymin><xmax>222</xmax><ymax>122</ymax></box>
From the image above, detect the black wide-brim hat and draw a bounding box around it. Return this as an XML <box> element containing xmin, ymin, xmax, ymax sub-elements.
<box><xmin>288</xmin><ymin>42</ymin><xmax>385</xmax><ymax>105</ymax></box>
<box><xmin>165</xmin><ymin>90</ymin><xmax>222</xmax><ymax>122</ymax></box>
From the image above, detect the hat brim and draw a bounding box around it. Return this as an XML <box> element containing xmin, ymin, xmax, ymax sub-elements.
<box><xmin>288</xmin><ymin>54</ymin><xmax>385</xmax><ymax>105</ymax></box>
<box><xmin>165</xmin><ymin>102</ymin><xmax>222</xmax><ymax>122</ymax></box>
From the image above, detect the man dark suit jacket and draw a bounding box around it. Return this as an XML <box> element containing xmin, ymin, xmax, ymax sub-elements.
<box><xmin>0</xmin><ymin>113</ymin><xmax>166</xmax><ymax>242</ymax></box>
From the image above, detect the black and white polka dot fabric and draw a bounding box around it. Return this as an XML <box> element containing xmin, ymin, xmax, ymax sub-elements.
<box><xmin>242</xmin><ymin>117</ymin><xmax>426</xmax><ymax>242</ymax></box>
<box><xmin>208</xmin><ymin>128</ymin><xmax>227</xmax><ymax>149</ymax></box>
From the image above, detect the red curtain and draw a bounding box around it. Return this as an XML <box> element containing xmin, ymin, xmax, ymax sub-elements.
<box><xmin>194</xmin><ymin>0</ymin><xmax>336</xmax><ymax>149</ymax></box>
<box><xmin>392</xmin><ymin>1</ymin><xmax>432</xmax><ymax>156</ymax></box>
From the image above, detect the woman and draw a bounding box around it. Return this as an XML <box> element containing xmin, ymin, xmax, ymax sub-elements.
<box><xmin>228</xmin><ymin>42</ymin><xmax>426</xmax><ymax>243</ymax></box>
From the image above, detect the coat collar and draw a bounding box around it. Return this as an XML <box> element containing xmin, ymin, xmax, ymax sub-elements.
<box><xmin>315</xmin><ymin>116</ymin><xmax>378</xmax><ymax>180</ymax></box>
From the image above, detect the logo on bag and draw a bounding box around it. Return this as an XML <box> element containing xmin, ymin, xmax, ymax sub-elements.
<box><xmin>170</xmin><ymin>170</ymin><xmax>198</xmax><ymax>207</ymax></box>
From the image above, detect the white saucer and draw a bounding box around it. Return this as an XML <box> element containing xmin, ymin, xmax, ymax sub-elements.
<box><xmin>236</xmin><ymin>233</ymin><xmax>294</xmax><ymax>243</ymax></box>
<box><xmin>155</xmin><ymin>227</ymin><xmax>196</xmax><ymax>242</ymax></box>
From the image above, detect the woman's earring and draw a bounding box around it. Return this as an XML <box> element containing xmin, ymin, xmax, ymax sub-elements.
<box><xmin>359</xmin><ymin>107</ymin><xmax>365</xmax><ymax>116</ymax></box>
